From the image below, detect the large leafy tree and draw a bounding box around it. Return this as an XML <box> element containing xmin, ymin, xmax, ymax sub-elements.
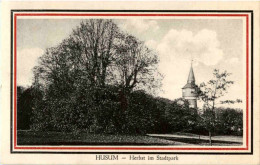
<box><xmin>30</xmin><ymin>19</ymin><xmax>162</xmax><ymax>133</ymax></box>
<box><xmin>69</xmin><ymin>19</ymin><xmax>119</xmax><ymax>87</ymax></box>
<box><xmin>113</xmin><ymin>34</ymin><xmax>161</xmax><ymax>94</ymax></box>
<box><xmin>31</xmin><ymin>20</ymin><xmax>121</xmax><ymax>132</ymax></box>
<box><xmin>34</xmin><ymin>19</ymin><xmax>119</xmax><ymax>89</ymax></box>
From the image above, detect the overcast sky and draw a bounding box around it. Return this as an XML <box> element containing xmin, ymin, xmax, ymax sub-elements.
<box><xmin>17</xmin><ymin>18</ymin><xmax>245</xmax><ymax>109</ymax></box>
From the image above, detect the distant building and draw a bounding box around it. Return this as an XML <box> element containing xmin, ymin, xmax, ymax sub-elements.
<box><xmin>182</xmin><ymin>64</ymin><xmax>198</xmax><ymax>108</ymax></box>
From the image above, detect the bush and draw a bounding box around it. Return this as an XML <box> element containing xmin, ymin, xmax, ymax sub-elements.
<box><xmin>21</xmin><ymin>83</ymin><xmax>243</xmax><ymax>136</ymax></box>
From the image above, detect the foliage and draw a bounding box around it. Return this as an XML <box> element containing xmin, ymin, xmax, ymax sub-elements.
<box><xmin>215</xmin><ymin>108</ymin><xmax>243</xmax><ymax>136</ymax></box>
<box><xmin>164</xmin><ymin>98</ymin><xmax>198</xmax><ymax>133</ymax></box>
<box><xmin>198</xmin><ymin>69</ymin><xmax>234</xmax><ymax>110</ymax></box>
<box><xmin>112</xmin><ymin>34</ymin><xmax>162</xmax><ymax>94</ymax></box>
<box><xmin>29</xmin><ymin>19</ymin><xmax>162</xmax><ymax>133</ymax></box>
<box><xmin>17</xmin><ymin>86</ymin><xmax>35</xmax><ymax>130</ymax></box>
<box><xmin>17</xmin><ymin>20</ymin><xmax>243</xmax><ymax>137</ymax></box>
<box><xmin>18</xmin><ymin>85</ymin><xmax>243</xmax><ymax>136</ymax></box>
<box><xmin>125</xmin><ymin>90</ymin><xmax>161</xmax><ymax>134</ymax></box>
<box><xmin>198</xmin><ymin>69</ymin><xmax>242</xmax><ymax>144</ymax></box>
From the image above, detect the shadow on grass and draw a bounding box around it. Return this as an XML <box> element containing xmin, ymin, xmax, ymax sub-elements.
<box><xmin>17</xmin><ymin>131</ymin><xmax>242</xmax><ymax>146</ymax></box>
<box><xmin>18</xmin><ymin>141</ymin><xmax>173</xmax><ymax>146</ymax></box>
<box><xmin>17</xmin><ymin>131</ymin><xmax>175</xmax><ymax>146</ymax></box>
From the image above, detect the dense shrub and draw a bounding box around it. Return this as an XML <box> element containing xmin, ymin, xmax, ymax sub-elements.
<box><xmin>215</xmin><ymin>108</ymin><xmax>243</xmax><ymax>136</ymax></box>
<box><xmin>17</xmin><ymin>84</ymin><xmax>243</xmax><ymax>136</ymax></box>
<box><xmin>18</xmin><ymin>85</ymin><xmax>243</xmax><ymax>136</ymax></box>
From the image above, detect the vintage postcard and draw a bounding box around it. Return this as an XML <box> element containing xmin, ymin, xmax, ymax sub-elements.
<box><xmin>1</xmin><ymin>1</ymin><xmax>259</xmax><ymax>165</ymax></box>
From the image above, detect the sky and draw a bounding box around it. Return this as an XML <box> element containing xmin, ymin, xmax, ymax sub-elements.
<box><xmin>17</xmin><ymin>18</ymin><xmax>245</xmax><ymax>109</ymax></box>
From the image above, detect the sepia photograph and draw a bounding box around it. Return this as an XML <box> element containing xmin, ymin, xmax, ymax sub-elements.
<box><xmin>16</xmin><ymin>16</ymin><xmax>245</xmax><ymax>147</ymax></box>
<box><xmin>1</xmin><ymin>1</ymin><xmax>259</xmax><ymax>164</ymax></box>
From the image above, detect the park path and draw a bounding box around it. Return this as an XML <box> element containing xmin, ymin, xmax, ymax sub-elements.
<box><xmin>147</xmin><ymin>134</ymin><xmax>243</xmax><ymax>143</ymax></box>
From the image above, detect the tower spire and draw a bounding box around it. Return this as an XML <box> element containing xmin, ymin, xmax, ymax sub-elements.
<box><xmin>187</xmin><ymin>60</ymin><xmax>195</xmax><ymax>84</ymax></box>
<box><xmin>182</xmin><ymin>59</ymin><xmax>198</xmax><ymax>109</ymax></box>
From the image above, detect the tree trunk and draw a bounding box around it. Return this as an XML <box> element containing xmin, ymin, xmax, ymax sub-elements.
<box><xmin>209</xmin><ymin>131</ymin><xmax>212</xmax><ymax>146</ymax></box>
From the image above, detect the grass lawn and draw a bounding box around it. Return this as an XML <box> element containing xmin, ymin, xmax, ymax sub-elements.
<box><xmin>17</xmin><ymin>130</ymin><xmax>187</xmax><ymax>145</ymax></box>
<box><xmin>18</xmin><ymin>131</ymin><xmax>242</xmax><ymax>146</ymax></box>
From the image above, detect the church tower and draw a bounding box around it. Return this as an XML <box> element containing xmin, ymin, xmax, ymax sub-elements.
<box><xmin>182</xmin><ymin>64</ymin><xmax>198</xmax><ymax>108</ymax></box>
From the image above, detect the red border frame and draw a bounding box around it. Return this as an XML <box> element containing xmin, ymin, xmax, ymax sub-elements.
<box><xmin>13</xmin><ymin>13</ymin><xmax>250</xmax><ymax>151</ymax></box>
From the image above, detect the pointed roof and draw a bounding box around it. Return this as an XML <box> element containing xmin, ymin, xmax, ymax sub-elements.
<box><xmin>187</xmin><ymin>65</ymin><xmax>195</xmax><ymax>84</ymax></box>
<box><xmin>182</xmin><ymin>83</ymin><xmax>197</xmax><ymax>89</ymax></box>
<box><xmin>182</xmin><ymin>64</ymin><xmax>196</xmax><ymax>89</ymax></box>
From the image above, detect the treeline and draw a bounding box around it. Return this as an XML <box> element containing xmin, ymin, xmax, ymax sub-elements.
<box><xmin>17</xmin><ymin>19</ymin><xmax>242</xmax><ymax>136</ymax></box>
<box><xmin>17</xmin><ymin>85</ymin><xmax>242</xmax><ymax>136</ymax></box>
